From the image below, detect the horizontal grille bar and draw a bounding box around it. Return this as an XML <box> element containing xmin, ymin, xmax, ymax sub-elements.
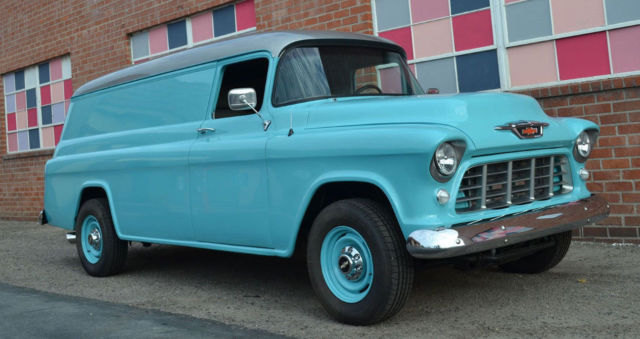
<box><xmin>456</xmin><ymin>155</ymin><xmax>572</xmax><ymax>213</ymax></box>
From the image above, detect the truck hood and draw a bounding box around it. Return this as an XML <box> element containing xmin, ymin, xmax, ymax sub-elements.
<box><xmin>304</xmin><ymin>92</ymin><xmax>578</xmax><ymax>154</ymax></box>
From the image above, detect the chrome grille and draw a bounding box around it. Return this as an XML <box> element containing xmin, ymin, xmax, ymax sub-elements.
<box><xmin>455</xmin><ymin>155</ymin><xmax>572</xmax><ymax>213</ymax></box>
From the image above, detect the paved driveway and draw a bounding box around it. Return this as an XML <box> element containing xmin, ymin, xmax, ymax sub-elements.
<box><xmin>1</xmin><ymin>221</ymin><xmax>639</xmax><ymax>338</ymax></box>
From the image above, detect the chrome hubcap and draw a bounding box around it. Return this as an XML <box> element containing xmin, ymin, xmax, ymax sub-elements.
<box><xmin>338</xmin><ymin>246</ymin><xmax>363</xmax><ymax>281</ymax></box>
<box><xmin>88</xmin><ymin>228</ymin><xmax>101</xmax><ymax>251</ymax></box>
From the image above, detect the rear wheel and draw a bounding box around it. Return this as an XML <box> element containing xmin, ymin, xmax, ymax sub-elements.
<box><xmin>307</xmin><ymin>199</ymin><xmax>413</xmax><ymax>325</ymax></box>
<box><xmin>75</xmin><ymin>198</ymin><xmax>128</xmax><ymax>276</ymax></box>
<box><xmin>499</xmin><ymin>231</ymin><xmax>572</xmax><ymax>274</ymax></box>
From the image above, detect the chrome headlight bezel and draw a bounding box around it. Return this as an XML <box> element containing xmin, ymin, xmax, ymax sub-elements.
<box><xmin>573</xmin><ymin>129</ymin><xmax>598</xmax><ymax>163</ymax></box>
<box><xmin>430</xmin><ymin>141</ymin><xmax>465</xmax><ymax>182</ymax></box>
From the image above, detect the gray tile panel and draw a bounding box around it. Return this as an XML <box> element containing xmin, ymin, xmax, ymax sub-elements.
<box><xmin>415</xmin><ymin>58</ymin><xmax>458</xmax><ymax>94</ymax></box>
<box><xmin>375</xmin><ymin>0</ymin><xmax>411</xmax><ymax>31</ymax></box>
<box><xmin>605</xmin><ymin>0</ymin><xmax>640</xmax><ymax>24</ymax></box>
<box><xmin>506</xmin><ymin>0</ymin><xmax>553</xmax><ymax>43</ymax></box>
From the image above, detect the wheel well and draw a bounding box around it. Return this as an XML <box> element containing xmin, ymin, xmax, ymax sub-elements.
<box><xmin>293</xmin><ymin>181</ymin><xmax>397</xmax><ymax>258</ymax></box>
<box><xmin>77</xmin><ymin>187</ymin><xmax>108</xmax><ymax>220</ymax></box>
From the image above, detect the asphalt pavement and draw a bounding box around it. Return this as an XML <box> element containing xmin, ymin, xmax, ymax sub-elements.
<box><xmin>0</xmin><ymin>282</ymin><xmax>285</xmax><ymax>338</ymax></box>
<box><xmin>1</xmin><ymin>220</ymin><xmax>639</xmax><ymax>338</ymax></box>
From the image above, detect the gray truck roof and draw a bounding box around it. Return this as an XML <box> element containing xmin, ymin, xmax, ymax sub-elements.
<box><xmin>73</xmin><ymin>30</ymin><xmax>403</xmax><ymax>97</ymax></box>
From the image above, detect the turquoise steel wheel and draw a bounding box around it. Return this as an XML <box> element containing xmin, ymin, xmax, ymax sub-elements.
<box><xmin>75</xmin><ymin>198</ymin><xmax>128</xmax><ymax>277</ymax></box>
<box><xmin>307</xmin><ymin>199</ymin><xmax>414</xmax><ymax>325</ymax></box>
<box><xmin>320</xmin><ymin>226</ymin><xmax>373</xmax><ymax>303</ymax></box>
<box><xmin>81</xmin><ymin>215</ymin><xmax>103</xmax><ymax>264</ymax></box>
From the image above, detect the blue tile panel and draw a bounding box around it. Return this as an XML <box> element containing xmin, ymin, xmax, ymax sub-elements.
<box><xmin>28</xmin><ymin>129</ymin><xmax>40</xmax><ymax>149</ymax></box>
<box><xmin>17</xmin><ymin>130</ymin><xmax>29</xmax><ymax>151</ymax></box>
<box><xmin>167</xmin><ymin>20</ymin><xmax>188</xmax><ymax>49</ymax></box>
<box><xmin>213</xmin><ymin>5</ymin><xmax>236</xmax><ymax>37</ymax></box>
<box><xmin>4</xmin><ymin>73</ymin><xmax>15</xmax><ymax>93</ymax></box>
<box><xmin>42</xmin><ymin>105</ymin><xmax>52</xmax><ymax>125</ymax></box>
<box><xmin>14</xmin><ymin>70</ymin><xmax>25</xmax><ymax>90</ymax></box>
<box><xmin>505</xmin><ymin>0</ymin><xmax>552</xmax><ymax>42</ymax></box>
<box><xmin>26</xmin><ymin>89</ymin><xmax>37</xmax><ymax>108</ymax></box>
<box><xmin>374</xmin><ymin>0</ymin><xmax>411</xmax><ymax>31</ymax></box>
<box><xmin>450</xmin><ymin>0</ymin><xmax>490</xmax><ymax>15</ymax></box>
<box><xmin>605</xmin><ymin>0</ymin><xmax>640</xmax><ymax>24</ymax></box>
<box><xmin>456</xmin><ymin>50</ymin><xmax>500</xmax><ymax>92</ymax></box>
<box><xmin>415</xmin><ymin>58</ymin><xmax>458</xmax><ymax>94</ymax></box>
<box><xmin>39</xmin><ymin>63</ymin><xmax>50</xmax><ymax>84</ymax></box>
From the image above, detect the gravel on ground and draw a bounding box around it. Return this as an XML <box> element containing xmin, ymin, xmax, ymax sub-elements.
<box><xmin>1</xmin><ymin>220</ymin><xmax>639</xmax><ymax>338</ymax></box>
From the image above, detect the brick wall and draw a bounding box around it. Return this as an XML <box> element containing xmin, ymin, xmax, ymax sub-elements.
<box><xmin>255</xmin><ymin>0</ymin><xmax>373</xmax><ymax>33</ymax></box>
<box><xmin>0</xmin><ymin>0</ymin><xmax>639</xmax><ymax>244</ymax></box>
<box><xmin>0</xmin><ymin>0</ymin><xmax>234</xmax><ymax>221</ymax></box>
<box><xmin>516</xmin><ymin>75</ymin><xmax>640</xmax><ymax>244</ymax></box>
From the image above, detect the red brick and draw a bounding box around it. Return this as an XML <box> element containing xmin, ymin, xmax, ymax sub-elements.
<box><xmin>583</xmin><ymin>226</ymin><xmax>608</xmax><ymax>236</ymax></box>
<box><xmin>629</xmin><ymin>135</ymin><xmax>640</xmax><ymax>145</ymax></box>
<box><xmin>599</xmin><ymin>125</ymin><xmax>617</xmax><ymax>136</ymax></box>
<box><xmin>598</xmin><ymin>136</ymin><xmax>626</xmax><ymax>147</ymax></box>
<box><xmin>614</xmin><ymin>146</ymin><xmax>640</xmax><ymax>157</ymax></box>
<box><xmin>592</xmin><ymin>170</ymin><xmax>621</xmax><ymax>181</ymax></box>
<box><xmin>587</xmin><ymin>182</ymin><xmax>603</xmax><ymax>192</ymax></box>
<box><xmin>623</xmin><ymin>169</ymin><xmax>640</xmax><ymax>179</ymax></box>
<box><xmin>618</xmin><ymin>123</ymin><xmax>640</xmax><ymax>134</ymax></box>
<box><xmin>609</xmin><ymin>203</ymin><xmax>635</xmax><ymax>215</ymax></box>
<box><xmin>569</xmin><ymin>94</ymin><xmax>595</xmax><ymax>105</ymax></box>
<box><xmin>609</xmin><ymin>227</ymin><xmax>638</xmax><ymax>237</ymax></box>
<box><xmin>542</xmin><ymin>97</ymin><xmax>568</xmax><ymax>108</ymax></box>
<box><xmin>599</xmin><ymin>113</ymin><xmax>628</xmax><ymax>125</ymax></box>
<box><xmin>625</xmin><ymin>88</ymin><xmax>640</xmax><ymax>99</ymax></box>
<box><xmin>613</xmin><ymin>100</ymin><xmax>640</xmax><ymax>112</ymax></box>
<box><xmin>625</xmin><ymin>217</ymin><xmax>640</xmax><ymax>226</ymax></box>
<box><xmin>602</xmin><ymin>158</ymin><xmax>630</xmax><ymax>169</ymax></box>
<box><xmin>605</xmin><ymin>181</ymin><xmax>634</xmax><ymax>191</ymax></box>
<box><xmin>557</xmin><ymin>106</ymin><xmax>583</xmax><ymax>117</ymax></box>
<box><xmin>622</xmin><ymin>193</ymin><xmax>640</xmax><ymax>203</ymax></box>
<box><xmin>589</xmin><ymin>148</ymin><xmax>612</xmax><ymax>158</ymax></box>
<box><xmin>584</xmin><ymin>103</ymin><xmax>612</xmax><ymax>115</ymax></box>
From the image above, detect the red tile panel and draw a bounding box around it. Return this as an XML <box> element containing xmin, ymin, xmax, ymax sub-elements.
<box><xmin>379</xmin><ymin>26</ymin><xmax>414</xmax><ymax>60</ymax></box>
<box><xmin>556</xmin><ymin>32</ymin><xmax>610</xmax><ymax>80</ymax></box>
<box><xmin>452</xmin><ymin>9</ymin><xmax>493</xmax><ymax>52</ymax></box>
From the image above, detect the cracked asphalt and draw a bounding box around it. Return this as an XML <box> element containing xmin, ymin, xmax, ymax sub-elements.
<box><xmin>1</xmin><ymin>220</ymin><xmax>639</xmax><ymax>338</ymax></box>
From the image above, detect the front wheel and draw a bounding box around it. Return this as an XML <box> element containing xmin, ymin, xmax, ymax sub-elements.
<box><xmin>75</xmin><ymin>198</ymin><xmax>128</xmax><ymax>276</ymax></box>
<box><xmin>499</xmin><ymin>231</ymin><xmax>572</xmax><ymax>274</ymax></box>
<box><xmin>307</xmin><ymin>199</ymin><xmax>413</xmax><ymax>325</ymax></box>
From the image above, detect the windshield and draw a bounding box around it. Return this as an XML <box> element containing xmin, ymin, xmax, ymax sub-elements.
<box><xmin>273</xmin><ymin>45</ymin><xmax>424</xmax><ymax>106</ymax></box>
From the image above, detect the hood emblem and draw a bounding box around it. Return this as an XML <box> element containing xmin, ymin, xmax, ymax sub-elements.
<box><xmin>495</xmin><ymin>120</ymin><xmax>549</xmax><ymax>139</ymax></box>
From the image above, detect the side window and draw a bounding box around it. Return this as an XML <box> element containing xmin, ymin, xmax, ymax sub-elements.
<box><xmin>214</xmin><ymin>58</ymin><xmax>269</xmax><ymax>119</ymax></box>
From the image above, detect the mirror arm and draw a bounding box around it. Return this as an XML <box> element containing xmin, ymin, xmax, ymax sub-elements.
<box><xmin>242</xmin><ymin>99</ymin><xmax>271</xmax><ymax>132</ymax></box>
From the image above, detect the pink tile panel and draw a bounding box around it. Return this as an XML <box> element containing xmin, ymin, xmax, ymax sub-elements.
<box><xmin>16</xmin><ymin>110</ymin><xmax>27</xmax><ymax>130</ymax></box>
<box><xmin>410</xmin><ymin>0</ymin><xmax>449</xmax><ymax>23</ymax></box>
<box><xmin>42</xmin><ymin>127</ymin><xmax>55</xmax><ymax>148</ymax></box>
<box><xmin>192</xmin><ymin>11</ymin><xmax>214</xmax><ymax>43</ymax></box>
<box><xmin>50</xmin><ymin>57</ymin><xmax>63</xmax><ymax>81</ymax></box>
<box><xmin>452</xmin><ymin>9</ymin><xmax>493</xmax><ymax>52</ymax></box>
<box><xmin>40</xmin><ymin>85</ymin><xmax>51</xmax><ymax>105</ymax></box>
<box><xmin>413</xmin><ymin>18</ymin><xmax>453</xmax><ymax>58</ymax></box>
<box><xmin>15</xmin><ymin>91</ymin><xmax>26</xmax><ymax>111</ymax></box>
<box><xmin>236</xmin><ymin>0</ymin><xmax>256</xmax><ymax>31</ymax></box>
<box><xmin>51</xmin><ymin>81</ymin><xmax>65</xmax><ymax>103</ymax></box>
<box><xmin>379</xmin><ymin>26</ymin><xmax>414</xmax><ymax>60</ymax></box>
<box><xmin>551</xmin><ymin>0</ymin><xmax>604</xmax><ymax>34</ymax></box>
<box><xmin>27</xmin><ymin>108</ymin><xmax>38</xmax><ymax>128</ymax></box>
<box><xmin>7</xmin><ymin>113</ymin><xmax>17</xmax><ymax>131</ymax></box>
<box><xmin>64</xmin><ymin>79</ymin><xmax>73</xmax><ymax>100</ymax></box>
<box><xmin>508</xmin><ymin>41</ymin><xmax>557</xmax><ymax>87</ymax></box>
<box><xmin>8</xmin><ymin>133</ymin><xmax>18</xmax><ymax>152</ymax></box>
<box><xmin>556</xmin><ymin>32</ymin><xmax>610</xmax><ymax>80</ymax></box>
<box><xmin>609</xmin><ymin>25</ymin><xmax>640</xmax><ymax>73</ymax></box>
<box><xmin>505</xmin><ymin>0</ymin><xmax>522</xmax><ymax>4</ymax></box>
<box><xmin>149</xmin><ymin>25</ymin><xmax>168</xmax><ymax>54</ymax></box>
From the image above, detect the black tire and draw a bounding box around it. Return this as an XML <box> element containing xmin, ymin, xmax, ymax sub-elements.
<box><xmin>306</xmin><ymin>199</ymin><xmax>414</xmax><ymax>325</ymax></box>
<box><xmin>499</xmin><ymin>231</ymin><xmax>572</xmax><ymax>274</ymax></box>
<box><xmin>75</xmin><ymin>198</ymin><xmax>128</xmax><ymax>277</ymax></box>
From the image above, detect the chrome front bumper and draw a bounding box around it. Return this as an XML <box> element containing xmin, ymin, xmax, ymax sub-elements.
<box><xmin>407</xmin><ymin>195</ymin><xmax>610</xmax><ymax>259</ymax></box>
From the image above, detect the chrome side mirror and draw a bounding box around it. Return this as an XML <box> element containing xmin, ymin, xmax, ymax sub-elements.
<box><xmin>228</xmin><ymin>88</ymin><xmax>257</xmax><ymax>111</ymax></box>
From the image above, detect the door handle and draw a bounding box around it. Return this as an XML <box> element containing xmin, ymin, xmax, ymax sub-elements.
<box><xmin>197</xmin><ymin>127</ymin><xmax>216</xmax><ymax>135</ymax></box>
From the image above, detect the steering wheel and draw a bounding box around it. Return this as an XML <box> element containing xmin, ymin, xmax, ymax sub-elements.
<box><xmin>356</xmin><ymin>84</ymin><xmax>383</xmax><ymax>94</ymax></box>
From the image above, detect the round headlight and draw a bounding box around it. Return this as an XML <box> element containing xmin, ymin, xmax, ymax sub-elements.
<box><xmin>575</xmin><ymin>131</ymin><xmax>593</xmax><ymax>161</ymax></box>
<box><xmin>434</xmin><ymin>143</ymin><xmax>458</xmax><ymax>177</ymax></box>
